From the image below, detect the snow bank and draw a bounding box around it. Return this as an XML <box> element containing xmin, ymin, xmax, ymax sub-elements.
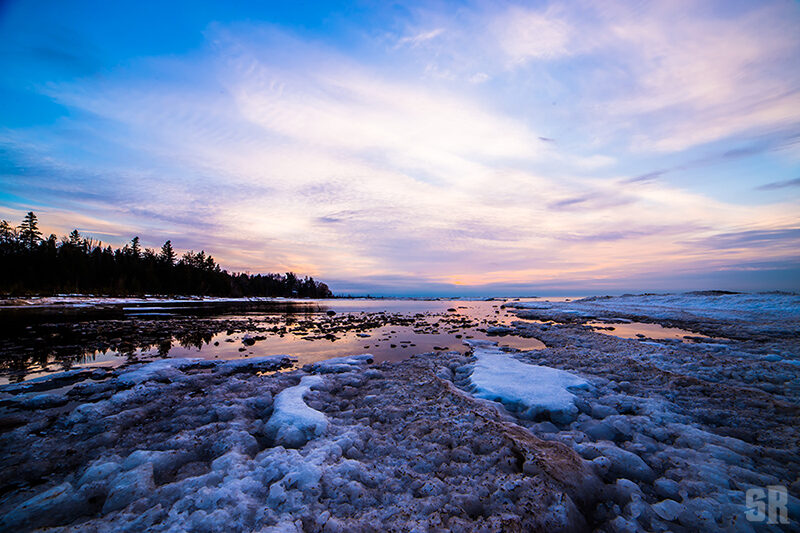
<box><xmin>466</xmin><ymin>340</ymin><xmax>589</xmax><ymax>423</ymax></box>
<box><xmin>265</xmin><ymin>376</ymin><xmax>328</xmax><ymax>448</ymax></box>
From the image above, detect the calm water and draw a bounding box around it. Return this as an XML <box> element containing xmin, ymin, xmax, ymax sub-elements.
<box><xmin>0</xmin><ymin>298</ymin><xmax>547</xmax><ymax>384</ymax></box>
<box><xmin>586</xmin><ymin>320</ymin><xmax>714</xmax><ymax>341</ymax></box>
<box><xmin>1</xmin><ymin>297</ymin><xmax>715</xmax><ymax>384</ymax></box>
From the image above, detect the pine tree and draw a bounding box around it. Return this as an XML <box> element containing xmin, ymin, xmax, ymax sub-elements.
<box><xmin>0</xmin><ymin>220</ymin><xmax>15</xmax><ymax>244</ymax></box>
<box><xmin>130</xmin><ymin>236</ymin><xmax>141</xmax><ymax>257</ymax></box>
<box><xmin>160</xmin><ymin>240</ymin><xmax>176</xmax><ymax>264</ymax></box>
<box><xmin>68</xmin><ymin>229</ymin><xmax>81</xmax><ymax>245</ymax></box>
<box><xmin>18</xmin><ymin>212</ymin><xmax>42</xmax><ymax>250</ymax></box>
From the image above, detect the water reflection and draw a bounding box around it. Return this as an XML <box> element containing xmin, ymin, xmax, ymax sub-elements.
<box><xmin>0</xmin><ymin>299</ymin><xmax>547</xmax><ymax>384</ymax></box>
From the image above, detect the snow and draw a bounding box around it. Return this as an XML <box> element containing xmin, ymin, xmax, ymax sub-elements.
<box><xmin>115</xmin><ymin>358</ymin><xmax>211</xmax><ymax>386</ymax></box>
<box><xmin>509</xmin><ymin>291</ymin><xmax>800</xmax><ymax>323</ymax></box>
<box><xmin>215</xmin><ymin>355</ymin><xmax>297</xmax><ymax>375</ymax></box>
<box><xmin>264</xmin><ymin>375</ymin><xmax>328</xmax><ymax>448</ymax></box>
<box><xmin>466</xmin><ymin>340</ymin><xmax>589</xmax><ymax>423</ymax></box>
<box><xmin>303</xmin><ymin>354</ymin><xmax>374</xmax><ymax>374</ymax></box>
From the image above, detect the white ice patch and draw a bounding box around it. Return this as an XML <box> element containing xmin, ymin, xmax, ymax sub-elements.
<box><xmin>265</xmin><ymin>376</ymin><xmax>328</xmax><ymax>448</ymax></box>
<box><xmin>215</xmin><ymin>355</ymin><xmax>296</xmax><ymax>375</ymax></box>
<box><xmin>466</xmin><ymin>340</ymin><xmax>589</xmax><ymax>424</ymax></box>
<box><xmin>115</xmin><ymin>358</ymin><xmax>210</xmax><ymax>386</ymax></box>
<box><xmin>303</xmin><ymin>354</ymin><xmax>373</xmax><ymax>374</ymax></box>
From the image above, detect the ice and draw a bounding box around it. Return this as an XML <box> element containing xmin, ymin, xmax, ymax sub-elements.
<box><xmin>466</xmin><ymin>340</ymin><xmax>589</xmax><ymax>423</ymax></box>
<box><xmin>103</xmin><ymin>463</ymin><xmax>156</xmax><ymax>513</ymax></box>
<box><xmin>215</xmin><ymin>355</ymin><xmax>297</xmax><ymax>375</ymax></box>
<box><xmin>265</xmin><ymin>375</ymin><xmax>328</xmax><ymax>448</ymax></box>
<box><xmin>509</xmin><ymin>291</ymin><xmax>800</xmax><ymax>326</ymax></box>
<box><xmin>303</xmin><ymin>354</ymin><xmax>374</xmax><ymax>374</ymax></box>
<box><xmin>116</xmin><ymin>358</ymin><xmax>210</xmax><ymax>386</ymax></box>
<box><xmin>1</xmin><ymin>482</ymin><xmax>91</xmax><ymax>530</ymax></box>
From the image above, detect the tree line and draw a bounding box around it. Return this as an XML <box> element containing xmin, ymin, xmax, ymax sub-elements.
<box><xmin>0</xmin><ymin>212</ymin><xmax>332</xmax><ymax>298</ymax></box>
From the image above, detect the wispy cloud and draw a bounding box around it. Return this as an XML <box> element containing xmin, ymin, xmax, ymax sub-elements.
<box><xmin>756</xmin><ymin>177</ymin><xmax>800</xmax><ymax>191</ymax></box>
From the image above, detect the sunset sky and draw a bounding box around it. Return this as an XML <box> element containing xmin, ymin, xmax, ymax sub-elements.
<box><xmin>1</xmin><ymin>0</ymin><xmax>799</xmax><ymax>295</ymax></box>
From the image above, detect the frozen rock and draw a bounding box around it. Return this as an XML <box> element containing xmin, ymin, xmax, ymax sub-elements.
<box><xmin>0</xmin><ymin>482</ymin><xmax>87</xmax><ymax>530</ymax></box>
<box><xmin>116</xmin><ymin>358</ymin><xmax>209</xmax><ymax>386</ymax></box>
<box><xmin>17</xmin><ymin>392</ymin><xmax>68</xmax><ymax>409</ymax></box>
<box><xmin>102</xmin><ymin>463</ymin><xmax>156</xmax><ymax>513</ymax></box>
<box><xmin>586</xmin><ymin>442</ymin><xmax>655</xmax><ymax>482</ymax></box>
<box><xmin>215</xmin><ymin>355</ymin><xmax>296</xmax><ymax>375</ymax></box>
<box><xmin>654</xmin><ymin>477</ymin><xmax>681</xmax><ymax>500</ymax></box>
<box><xmin>652</xmin><ymin>499</ymin><xmax>684</xmax><ymax>521</ymax></box>
<box><xmin>591</xmin><ymin>403</ymin><xmax>619</xmax><ymax>419</ymax></box>
<box><xmin>265</xmin><ymin>376</ymin><xmax>328</xmax><ymax>448</ymax></box>
<box><xmin>303</xmin><ymin>354</ymin><xmax>374</xmax><ymax>374</ymax></box>
<box><xmin>77</xmin><ymin>460</ymin><xmax>122</xmax><ymax>487</ymax></box>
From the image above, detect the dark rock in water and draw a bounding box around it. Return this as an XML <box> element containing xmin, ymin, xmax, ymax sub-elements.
<box><xmin>486</xmin><ymin>326</ymin><xmax>513</xmax><ymax>336</ymax></box>
<box><xmin>326</xmin><ymin>310</ymin><xmax>336</xmax><ymax>316</ymax></box>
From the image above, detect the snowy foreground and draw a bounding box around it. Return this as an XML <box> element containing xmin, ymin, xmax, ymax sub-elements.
<box><xmin>1</xmin><ymin>292</ymin><xmax>799</xmax><ymax>531</ymax></box>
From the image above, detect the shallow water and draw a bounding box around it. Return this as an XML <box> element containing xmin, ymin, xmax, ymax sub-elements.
<box><xmin>0</xmin><ymin>299</ymin><xmax>548</xmax><ymax>384</ymax></box>
<box><xmin>586</xmin><ymin>320</ymin><xmax>712</xmax><ymax>341</ymax></box>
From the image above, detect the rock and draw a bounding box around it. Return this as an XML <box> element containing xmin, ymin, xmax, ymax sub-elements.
<box><xmin>102</xmin><ymin>463</ymin><xmax>156</xmax><ymax>513</ymax></box>
<box><xmin>486</xmin><ymin>326</ymin><xmax>513</xmax><ymax>336</ymax></box>
<box><xmin>581</xmin><ymin>419</ymin><xmax>619</xmax><ymax>442</ymax></box>
<box><xmin>1</xmin><ymin>482</ymin><xmax>87</xmax><ymax>530</ymax></box>
<box><xmin>654</xmin><ymin>478</ymin><xmax>681</xmax><ymax>500</ymax></box>
<box><xmin>652</xmin><ymin>499</ymin><xmax>684</xmax><ymax>522</ymax></box>
<box><xmin>591</xmin><ymin>403</ymin><xmax>619</xmax><ymax>419</ymax></box>
<box><xmin>591</xmin><ymin>442</ymin><xmax>655</xmax><ymax>482</ymax></box>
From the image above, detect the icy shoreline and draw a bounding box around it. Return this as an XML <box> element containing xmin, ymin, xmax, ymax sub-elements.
<box><xmin>0</xmin><ymin>292</ymin><xmax>798</xmax><ymax>531</ymax></box>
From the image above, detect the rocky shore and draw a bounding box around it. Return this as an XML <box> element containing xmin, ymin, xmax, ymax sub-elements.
<box><xmin>0</xmin><ymin>293</ymin><xmax>798</xmax><ymax>531</ymax></box>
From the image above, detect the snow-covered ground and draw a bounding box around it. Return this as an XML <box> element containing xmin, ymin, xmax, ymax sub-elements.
<box><xmin>1</xmin><ymin>292</ymin><xmax>798</xmax><ymax>531</ymax></box>
<box><xmin>507</xmin><ymin>291</ymin><xmax>800</xmax><ymax>339</ymax></box>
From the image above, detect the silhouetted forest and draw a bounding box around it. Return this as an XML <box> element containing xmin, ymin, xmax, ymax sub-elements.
<box><xmin>0</xmin><ymin>212</ymin><xmax>332</xmax><ymax>297</ymax></box>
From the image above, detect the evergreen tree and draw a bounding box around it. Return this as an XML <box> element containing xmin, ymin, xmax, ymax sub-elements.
<box><xmin>68</xmin><ymin>229</ymin><xmax>82</xmax><ymax>246</ymax></box>
<box><xmin>0</xmin><ymin>212</ymin><xmax>334</xmax><ymax>298</ymax></box>
<box><xmin>130</xmin><ymin>236</ymin><xmax>141</xmax><ymax>257</ymax></box>
<box><xmin>17</xmin><ymin>211</ymin><xmax>42</xmax><ymax>250</ymax></box>
<box><xmin>0</xmin><ymin>220</ymin><xmax>15</xmax><ymax>245</ymax></box>
<box><xmin>160</xmin><ymin>240</ymin><xmax>176</xmax><ymax>264</ymax></box>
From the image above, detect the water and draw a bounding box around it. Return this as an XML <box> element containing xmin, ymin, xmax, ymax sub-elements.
<box><xmin>0</xmin><ymin>298</ymin><xmax>547</xmax><ymax>384</ymax></box>
<box><xmin>586</xmin><ymin>320</ymin><xmax>713</xmax><ymax>341</ymax></box>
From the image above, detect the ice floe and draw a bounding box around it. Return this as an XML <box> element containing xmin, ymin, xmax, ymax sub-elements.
<box><xmin>466</xmin><ymin>340</ymin><xmax>589</xmax><ymax>424</ymax></box>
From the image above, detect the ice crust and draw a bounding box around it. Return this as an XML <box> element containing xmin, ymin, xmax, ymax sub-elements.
<box><xmin>467</xmin><ymin>340</ymin><xmax>589</xmax><ymax>423</ymax></box>
<box><xmin>265</xmin><ymin>375</ymin><xmax>328</xmax><ymax>448</ymax></box>
<box><xmin>302</xmin><ymin>354</ymin><xmax>374</xmax><ymax>374</ymax></box>
<box><xmin>0</xmin><ymin>349</ymin><xmax>595</xmax><ymax>532</ymax></box>
<box><xmin>1</xmin><ymin>292</ymin><xmax>799</xmax><ymax>531</ymax></box>
<box><xmin>507</xmin><ymin>291</ymin><xmax>800</xmax><ymax>335</ymax></box>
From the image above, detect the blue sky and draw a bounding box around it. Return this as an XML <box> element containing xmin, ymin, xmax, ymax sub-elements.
<box><xmin>1</xmin><ymin>0</ymin><xmax>799</xmax><ymax>295</ymax></box>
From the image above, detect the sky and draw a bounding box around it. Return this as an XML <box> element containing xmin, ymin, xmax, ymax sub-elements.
<box><xmin>1</xmin><ymin>0</ymin><xmax>799</xmax><ymax>296</ymax></box>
